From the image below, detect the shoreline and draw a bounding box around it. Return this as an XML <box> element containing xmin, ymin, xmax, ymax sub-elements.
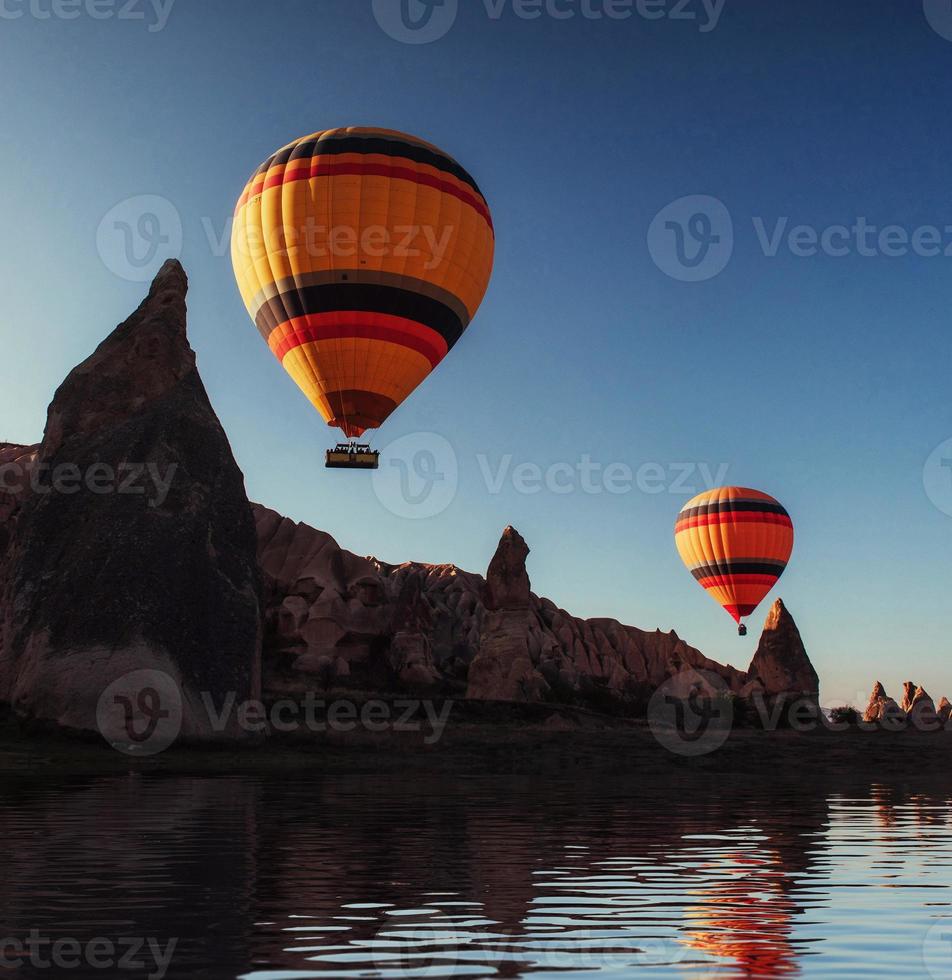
<box><xmin>5</xmin><ymin>699</ymin><xmax>952</xmax><ymax>786</ymax></box>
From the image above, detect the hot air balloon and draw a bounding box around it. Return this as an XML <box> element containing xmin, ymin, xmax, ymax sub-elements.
<box><xmin>674</xmin><ymin>487</ymin><xmax>793</xmax><ymax>636</ymax></box>
<box><xmin>231</xmin><ymin>126</ymin><xmax>495</xmax><ymax>469</ymax></box>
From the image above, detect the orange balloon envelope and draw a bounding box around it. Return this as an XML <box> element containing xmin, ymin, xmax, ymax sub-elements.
<box><xmin>675</xmin><ymin>487</ymin><xmax>794</xmax><ymax>628</ymax></box>
<box><xmin>231</xmin><ymin>126</ymin><xmax>495</xmax><ymax>439</ymax></box>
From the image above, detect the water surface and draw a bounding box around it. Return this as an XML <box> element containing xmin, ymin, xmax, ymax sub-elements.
<box><xmin>2</xmin><ymin>775</ymin><xmax>952</xmax><ymax>978</ymax></box>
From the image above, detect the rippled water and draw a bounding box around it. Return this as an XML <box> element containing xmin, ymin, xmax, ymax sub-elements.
<box><xmin>3</xmin><ymin>775</ymin><xmax>952</xmax><ymax>978</ymax></box>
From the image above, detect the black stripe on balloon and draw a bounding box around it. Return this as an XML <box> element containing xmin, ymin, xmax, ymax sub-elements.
<box><xmin>251</xmin><ymin>135</ymin><xmax>485</xmax><ymax>198</ymax></box>
<box><xmin>254</xmin><ymin>284</ymin><xmax>465</xmax><ymax>349</ymax></box>
<box><xmin>679</xmin><ymin>500</ymin><xmax>790</xmax><ymax>520</ymax></box>
<box><xmin>691</xmin><ymin>561</ymin><xmax>787</xmax><ymax>581</ymax></box>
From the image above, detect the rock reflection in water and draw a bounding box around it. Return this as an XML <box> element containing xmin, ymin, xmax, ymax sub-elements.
<box><xmin>2</xmin><ymin>775</ymin><xmax>952</xmax><ymax>979</ymax></box>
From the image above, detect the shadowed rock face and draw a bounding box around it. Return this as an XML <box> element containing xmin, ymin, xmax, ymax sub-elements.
<box><xmin>252</xmin><ymin>515</ymin><xmax>819</xmax><ymax>711</ymax></box>
<box><xmin>0</xmin><ymin>264</ymin><xmax>821</xmax><ymax>722</ymax></box>
<box><xmin>467</xmin><ymin>528</ymin><xmax>548</xmax><ymax>702</ymax></box>
<box><xmin>745</xmin><ymin>600</ymin><xmax>819</xmax><ymax>702</ymax></box>
<box><xmin>0</xmin><ymin>261</ymin><xmax>261</xmax><ymax>734</ymax></box>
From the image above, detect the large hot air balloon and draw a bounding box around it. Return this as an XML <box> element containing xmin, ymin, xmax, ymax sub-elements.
<box><xmin>674</xmin><ymin>487</ymin><xmax>793</xmax><ymax>636</ymax></box>
<box><xmin>231</xmin><ymin>126</ymin><xmax>495</xmax><ymax>468</ymax></box>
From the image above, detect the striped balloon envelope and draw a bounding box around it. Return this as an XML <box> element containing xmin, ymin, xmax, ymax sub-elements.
<box><xmin>674</xmin><ymin>487</ymin><xmax>794</xmax><ymax>631</ymax></box>
<box><xmin>231</xmin><ymin>127</ymin><xmax>495</xmax><ymax>438</ymax></box>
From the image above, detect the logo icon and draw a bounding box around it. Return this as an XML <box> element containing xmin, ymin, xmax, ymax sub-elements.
<box><xmin>96</xmin><ymin>669</ymin><xmax>183</xmax><ymax>756</ymax></box>
<box><xmin>372</xmin><ymin>432</ymin><xmax>459</xmax><ymax>519</ymax></box>
<box><xmin>924</xmin><ymin>438</ymin><xmax>952</xmax><ymax>518</ymax></box>
<box><xmin>924</xmin><ymin>0</ymin><xmax>952</xmax><ymax>42</ymax></box>
<box><xmin>647</xmin><ymin>668</ymin><xmax>733</xmax><ymax>756</ymax></box>
<box><xmin>372</xmin><ymin>0</ymin><xmax>459</xmax><ymax>44</ymax></box>
<box><xmin>647</xmin><ymin>195</ymin><xmax>734</xmax><ymax>282</ymax></box>
<box><xmin>96</xmin><ymin>195</ymin><xmax>183</xmax><ymax>282</ymax></box>
<box><xmin>370</xmin><ymin>912</ymin><xmax>461</xmax><ymax>977</ymax></box>
<box><xmin>923</xmin><ymin>921</ymin><xmax>952</xmax><ymax>979</ymax></box>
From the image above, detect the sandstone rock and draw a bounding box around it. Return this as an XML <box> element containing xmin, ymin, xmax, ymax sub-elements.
<box><xmin>0</xmin><ymin>261</ymin><xmax>261</xmax><ymax>737</ymax></box>
<box><xmin>908</xmin><ymin>686</ymin><xmax>938</xmax><ymax>728</ymax></box>
<box><xmin>483</xmin><ymin>526</ymin><xmax>531</xmax><ymax>611</ymax></box>
<box><xmin>745</xmin><ymin>600</ymin><xmax>819</xmax><ymax>701</ymax></box>
<box><xmin>467</xmin><ymin>528</ymin><xmax>548</xmax><ymax>701</ymax></box>
<box><xmin>900</xmin><ymin>682</ymin><xmax>918</xmax><ymax>714</ymax></box>
<box><xmin>388</xmin><ymin>575</ymin><xmax>439</xmax><ymax>688</ymax></box>
<box><xmin>861</xmin><ymin>683</ymin><xmax>907</xmax><ymax>728</ymax></box>
<box><xmin>254</xmin><ymin>504</ymin><xmax>398</xmax><ymax>692</ymax></box>
<box><xmin>1</xmin><ymin>265</ymin><xmax>828</xmax><ymax>730</ymax></box>
<box><xmin>863</xmin><ymin>681</ymin><xmax>889</xmax><ymax>723</ymax></box>
<box><xmin>938</xmin><ymin>697</ymin><xmax>952</xmax><ymax>724</ymax></box>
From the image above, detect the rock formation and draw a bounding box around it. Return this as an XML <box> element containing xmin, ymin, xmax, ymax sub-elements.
<box><xmin>900</xmin><ymin>682</ymin><xmax>918</xmax><ymax>714</ymax></box>
<box><xmin>254</xmin><ymin>504</ymin><xmax>398</xmax><ymax>693</ymax></box>
<box><xmin>466</xmin><ymin>527</ymin><xmax>548</xmax><ymax>702</ymax></box>
<box><xmin>863</xmin><ymin>682</ymin><xmax>891</xmax><ymax>723</ymax></box>
<box><xmin>0</xmin><ymin>261</ymin><xmax>261</xmax><ymax>736</ymax></box>
<box><xmin>863</xmin><ymin>682</ymin><xmax>949</xmax><ymax>729</ymax></box>
<box><xmin>908</xmin><ymin>686</ymin><xmax>938</xmax><ymax>727</ymax></box>
<box><xmin>745</xmin><ymin>600</ymin><xmax>819</xmax><ymax>704</ymax></box>
<box><xmin>250</xmin><ymin>511</ymin><xmax>818</xmax><ymax>713</ymax></box>
<box><xmin>0</xmin><ymin>263</ymin><xmax>825</xmax><ymax>729</ymax></box>
<box><xmin>939</xmin><ymin>698</ymin><xmax>952</xmax><ymax>724</ymax></box>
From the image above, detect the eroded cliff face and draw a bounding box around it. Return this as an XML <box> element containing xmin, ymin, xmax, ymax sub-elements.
<box><xmin>864</xmin><ymin>682</ymin><xmax>945</xmax><ymax>727</ymax></box>
<box><xmin>0</xmin><ymin>262</ymin><xmax>261</xmax><ymax>735</ymax></box>
<box><xmin>252</xmin><ymin>509</ymin><xmax>817</xmax><ymax>711</ymax></box>
<box><xmin>744</xmin><ymin>600</ymin><xmax>819</xmax><ymax>702</ymax></box>
<box><xmin>0</xmin><ymin>263</ymin><xmax>820</xmax><ymax>727</ymax></box>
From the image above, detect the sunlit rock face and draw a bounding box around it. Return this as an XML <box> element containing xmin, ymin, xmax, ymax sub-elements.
<box><xmin>0</xmin><ymin>262</ymin><xmax>261</xmax><ymax>736</ymax></box>
<box><xmin>745</xmin><ymin>600</ymin><xmax>819</xmax><ymax>702</ymax></box>
<box><xmin>862</xmin><ymin>681</ymin><xmax>950</xmax><ymax>730</ymax></box>
<box><xmin>254</xmin><ymin>515</ymin><xmax>820</xmax><ymax>713</ymax></box>
<box><xmin>0</xmin><ymin>262</ymin><xmax>821</xmax><ymax>724</ymax></box>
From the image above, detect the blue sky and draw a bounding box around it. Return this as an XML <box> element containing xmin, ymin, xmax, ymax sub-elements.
<box><xmin>1</xmin><ymin>0</ymin><xmax>951</xmax><ymax>705</ymax></box>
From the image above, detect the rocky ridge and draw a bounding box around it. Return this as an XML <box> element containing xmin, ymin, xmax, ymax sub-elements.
<box><xmin>0</xmin><ymin>263</ymin><xmax>820</xmax><ymax>735</ymax></box>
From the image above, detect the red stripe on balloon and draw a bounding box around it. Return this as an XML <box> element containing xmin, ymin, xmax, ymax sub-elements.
<box><xmin>675</xmin><ymin>512</ymin><xmax>793</xmax><ymax>532</ymax></box>
<box><xmin>269</xmin><ymin>311</ymin><xmax>448</xmax><ymax>367</ymax></box>
<box><xmin>697</xmin><ymin>574</ymin><xmax>781</xmax><ymax>589</ymax></box>
<box><xmin>237</xmin><ymin>160</ymin><xmax>493</xmax><ymax>232</ymax></box>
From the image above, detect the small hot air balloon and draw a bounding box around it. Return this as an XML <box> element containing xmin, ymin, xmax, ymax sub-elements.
<box><xmin>231</xmin><ymin>126</ymin><xmax>495</xmax><ymax>469</ymax></box>
<box><xmin>675</xmin><ymin>487</ymin><xmax>793</xmax><ymax>636</ymax></box>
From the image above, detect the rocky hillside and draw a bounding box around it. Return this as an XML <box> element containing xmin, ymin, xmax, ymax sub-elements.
<box><xmin>0</xmin><ymin>263</ymin><xmax>819</xmax><ymax>736</ymax></box>
<box><xmin>257</xmin><ymin>504</ymin><xmax>815</xmax><ymax>712</ymax></box>
<box><xmin>0</xmin><ymin>262</ymin><xmax>261</xmax><ymax>737</ymax></box>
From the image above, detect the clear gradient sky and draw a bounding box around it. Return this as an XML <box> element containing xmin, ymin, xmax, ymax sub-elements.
<box><xmin>1</xmin><ymin>0</ymin><xmax>950</xmax><ymax>706</ymax></box>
